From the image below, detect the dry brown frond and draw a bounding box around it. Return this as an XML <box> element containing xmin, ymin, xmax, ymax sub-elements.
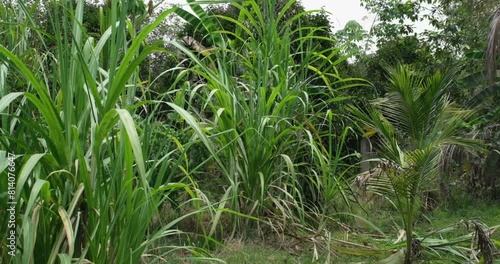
<box><xmin>469</xmin><ymin>220</ymin><xmax>496</xmax><ymax>264</ymax></box>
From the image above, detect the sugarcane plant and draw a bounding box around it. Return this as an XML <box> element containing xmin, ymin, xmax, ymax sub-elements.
<box><xmin>0</xmin><ymin>0</ymin><xmax>223</xmax><ymax>262</ymax></box>
<box><xmin>169</xmin><ymin>0</ymin><xmax>363</xmax><ymax>234</ymax></box>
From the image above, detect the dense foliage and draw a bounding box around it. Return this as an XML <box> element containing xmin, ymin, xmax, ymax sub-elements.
<box><xmin>0</xmin><ymin>0</ymin><xmax>498</xmax><ymax>263</ymax></box>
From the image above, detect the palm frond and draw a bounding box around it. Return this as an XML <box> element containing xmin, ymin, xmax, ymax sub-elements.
<box><xmin>350</xmin><ymin>64</ymin><xmax>482</xmax><ymax>263</ymax></box>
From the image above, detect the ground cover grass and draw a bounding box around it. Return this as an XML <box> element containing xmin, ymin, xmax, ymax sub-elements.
<box><xmin>212</xmin><ymin>199</ymin><xmax>500</xmax><ymax>263</ymax></box>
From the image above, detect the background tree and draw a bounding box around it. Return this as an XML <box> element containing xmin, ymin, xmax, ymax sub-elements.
<box><xmin>361</xmin><ymin>0</ymin><xmax>498</xmax><ymax>53</ymax></box>
<box><xmin>355</xmin><ymin>0</ymin><xmax>500</xmax><ymax>201</ymax></box>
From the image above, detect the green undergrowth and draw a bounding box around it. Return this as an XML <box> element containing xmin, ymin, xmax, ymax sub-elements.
<box><xmin>212</xmin><ymin>199</ymin><xmax>500</xmax><ymax>263</ymax></box>
<box><xmin>215</xmin><ymin>240</ymin><xmax>324</xmax><ymax>264</ymax></box>
<box><xmin>427</xmin><ymin>202</ymin><xmax>499</xmax><ymax>226</ymax></box>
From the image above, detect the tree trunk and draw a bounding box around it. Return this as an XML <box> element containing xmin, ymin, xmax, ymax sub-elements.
<box><xmin>360</xmin><ymin>137</ymin><xmax>372</xmax><ymax>173</ymax></box>
<box><xmin>405</xmin><ymin>230</ymin><xmax>412</xmax><ymax>264</ymax></box>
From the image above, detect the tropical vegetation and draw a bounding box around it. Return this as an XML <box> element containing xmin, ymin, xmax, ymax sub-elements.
<box><xmin>0</xmin><ymin>0</ymin><xmax>498</xmax><ymax>263</ymax></box>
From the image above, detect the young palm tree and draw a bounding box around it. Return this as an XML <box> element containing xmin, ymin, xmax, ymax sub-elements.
<box><xmin>350</xmin><ymin>65</ymin><xmax>481</xmax><ymax>264</ymax></box>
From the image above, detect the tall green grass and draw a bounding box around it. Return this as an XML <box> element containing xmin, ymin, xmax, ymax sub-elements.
<box><xmin>0</xmin><ymin>0</ymin><xmax>376</xmax><ymax>262</ymax></box>
<box><xmin>171</xmin><ymin>0</ymin><xmax>362</xmax><ymax>232</ymax></box>
<box><xmin>0</xmin><ymin>0</ymin><xmax>218</xmax><ymax>262</ymax></box>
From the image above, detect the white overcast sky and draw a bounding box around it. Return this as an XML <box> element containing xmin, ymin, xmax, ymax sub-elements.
<box><xmin>301</xmin><ymin>0</ymin><xmax>375</xmax><ymax>31</ymax></box>
<box><xmin>303</xmin><ymin>0</ymin><xmax>433</xmax><ymax>33</ymax></box>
